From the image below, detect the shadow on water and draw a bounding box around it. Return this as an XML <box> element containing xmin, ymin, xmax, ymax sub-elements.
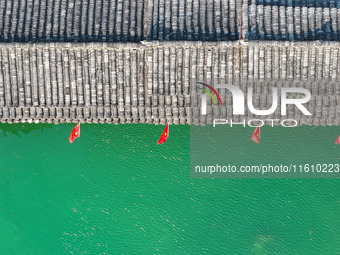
<box><xmin>0</xmin><ymin>123</ymin><xmax>53</xmax><ymax>137</ymax></box>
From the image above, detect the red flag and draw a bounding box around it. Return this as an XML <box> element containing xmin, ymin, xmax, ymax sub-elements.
<box><xmin>69</xmin><ymin>123</ymin><xmax>80</xmax><ymax>143</ymax></box>
<box><xmin>335</xmin><ymin>136</ymin><xmax>340</xmax><ymax>144</ymax></box>
<box><xmin>251</xmin><ymin>127</ymin><xmax>260</xmax><ymax>143</ymax></box>
<box><xmin>157</xmin><ymin>124</ymin><xmax>169</xmax><ymax>144</ymax></box>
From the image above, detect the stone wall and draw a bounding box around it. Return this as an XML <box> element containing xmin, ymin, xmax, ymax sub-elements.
<box><xmin>0</xmin><ymin>0</ymin><xmax>340</xmax><ymax>42</ymax></box>
<box><xmin>0</xmin><ymin>41</ymin><xmax>339</xmax><ymax>125</ymax></box>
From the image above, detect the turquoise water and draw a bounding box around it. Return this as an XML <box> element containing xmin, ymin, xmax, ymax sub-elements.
<box><xmin>0</xmin><ymin>123</ymin><xmax>340</xmax><ymax>254</ymax></box>
<box><xmin>190</xmin><ymin>125</ymin><xmax>340</xmax><ymax>178</ymax></box>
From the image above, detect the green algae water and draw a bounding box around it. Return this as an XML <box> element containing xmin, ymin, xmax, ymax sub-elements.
<box><xmin>0</xmin><ymin>123</ymin><xmax>340</xmax><ymax>254</ymax></box>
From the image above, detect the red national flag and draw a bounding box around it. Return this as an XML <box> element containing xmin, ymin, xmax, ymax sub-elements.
<box><xmin>335</xmin><ymin>136</ymin><xmax>340</xmax><ymax>144</ymax></box>
<box><xmin>157</xmin><ymin>124</ymin><xmax>169</xmax><ymax>144</ymax></box>
<box><xmin>251</xmin><ymin>126</ymin><xmax>260</xmax><ymax>143</ymax></box>
<box><xmin>69</xmin><ymin>123</ymin><xmax>80</xmax><ymax>143</ymax></box>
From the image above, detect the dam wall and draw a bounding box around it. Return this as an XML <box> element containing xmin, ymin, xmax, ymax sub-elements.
<box><xmin>0</xmin><ymin>41</ymin><xmax>339</xmax><ymax>125</ymax></box>
<box><xmin>0</xmin><ymin>0</ymin><xmax>339</xmax><ymax>42</ymax></box>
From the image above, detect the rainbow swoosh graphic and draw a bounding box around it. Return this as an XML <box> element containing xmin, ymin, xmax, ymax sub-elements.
<box><xmin>197</xmin><ymin>82</ymin><xmax>223</xmax><ymax>106</ymax></box>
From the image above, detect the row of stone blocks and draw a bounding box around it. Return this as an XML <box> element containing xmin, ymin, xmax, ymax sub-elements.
<box><xmin>3</xmin><ymin>0</ymin><xmax>340</xmax><ymax>42</ymax></box>
<box><xmin>2</xmin><ymin>42</ymin><xmax>340</xmax><ymax>110</ymax></box>
<box><xmin>2</xmin><ymin>118</ymin><xmax>339</xmax><ymax>127</ymax></box>
<box><xmin>0</xmin><ymin>0</ymin><xmax>242</xmax><ymax>42</ymax></box>
<box><xmin>0</xmin><ymin>42</ymin><xmax>340</xmax><ymax>125</ymax></box>
<box><xmin>0</xmin><ymin>107</ymin><xmax>190</xmax><ymax>125</ymax></box>
<box><xmin>1</xmin><ymin>104</ymin><xmax>339</xmax><ymax>126</ymax></box>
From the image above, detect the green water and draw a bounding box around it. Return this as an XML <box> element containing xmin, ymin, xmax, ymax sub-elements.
<box><xmin>0</xmin><ymin>123</ymin><xmax>340</xmax><ymax>254</ymax></box>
